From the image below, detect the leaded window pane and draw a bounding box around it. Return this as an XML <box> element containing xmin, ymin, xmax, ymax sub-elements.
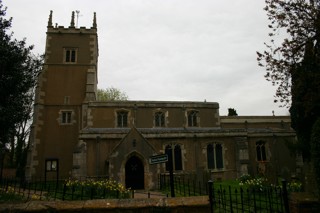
<box><xmin>165</xmin><ymin>145</ymin><xmax>172</xmax><ymax>171</ymax></box>
<box><xmin>155</xmin><ymin>112</ymin><xmax>165</xmax><ymax>127</ymax></box>
<box><xmin>62</xmin><ymin>111</ymin><xmax>72</xmax><ymax>123</ymax></box>
<box><xmin>117</xmin><ymin>111</ymin><xmax>128</xmax><ymax>127</ymax></box>
<box><xmin>65</xmin><ymin>49</ymin><xmax>77</xmax><ymax>63</ymax></box>
<box><xmin>216</xmin><ymin>144</ymin><xmax>223</xmax><ymax>169</ymax></box>
<box><xmin>174</xmin><ymin>145</ymin><xmax>182</xmax><ymax>171</ymax></box>
<box><xmin>207</xmin><ymin>143</ymin><xmax>224</xmax><ymax>170</ymax></box>
<box><xmin>256</xmin><ymin>141</ymin><xmax>267</xmax><ymax>162</ymax></box>
<box><xmin>261</xmin><ymin>145</ymin><xmax>266</xmax><ymax>161</ymax></box>
<box><xmin>207</xmin><ymin>144</ymin><xmax>215</xmax><ymax>169</ymax></box>
<box><xmin>188</xmin><ymin>111</ymin><xmax>198</xmax><ymax>127</ymax></box>
<box><xmin>66</xmin><ymin>50</ymin><xmax>71</xmax><ymax>62</ymax></box>
<box><xmin>71</xmin><ymin>50</ymin><xmax>76</xmax><ymax>62</ymax></box>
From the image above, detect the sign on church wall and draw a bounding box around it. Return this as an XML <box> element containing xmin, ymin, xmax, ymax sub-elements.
<box><xmin>149</xmin><ymin>154</ymin><xmax>168</xmax><ymax>165</ymax></box>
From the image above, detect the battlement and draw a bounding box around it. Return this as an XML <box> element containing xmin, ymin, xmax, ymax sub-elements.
<box><xmin>47</xmin><ymin>26</ymin><xmax>97</xmax><ymax>34</ymax></box>
<box><xmin>47</xmin><ymin>10</ymin><xmax>97</xmax><ymax>33</ymax></box>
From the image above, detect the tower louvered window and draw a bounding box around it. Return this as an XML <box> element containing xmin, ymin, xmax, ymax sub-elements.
<box><xmin>61</xmin><ymin>111</ymin><xmax>72</xmax><ymax>124</ymax></box>
<box><xmin>64</xmin><ymin>48</ymin><xmax>77</xmax><ymax>63</ymax></box>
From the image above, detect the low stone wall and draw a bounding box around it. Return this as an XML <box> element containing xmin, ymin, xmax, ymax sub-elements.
<box><xmin>0</xmin><ymin>196</ymin><xmax>210</xmax><ymax>212</ymax></box>
<box><xmin>2</xmin><ymin>168</ymin><xmax>16</xmax><ymax>178</ymax></box>
<box><xmin>290</xmin><ymin>192</ymin><xmax>320</xmax><ymax>213</ymax></box>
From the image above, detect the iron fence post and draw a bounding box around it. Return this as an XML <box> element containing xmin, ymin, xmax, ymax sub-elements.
<box><xmin>168</xmin><ymin>147</ymin><xmax>175</xmax><ymax>197</ymax></box>
<box><xmin>229</xmin><ymin>186</ymin><xmax>233</xmax><ymax>213</ymax></box>
<box><xmin>208</xmin><ymin>180</ymin><xmax>214</xmax><ymax>213</ymax></box>
<box><xmin>282</xmin><ymin>179</ymin><xmax>290</xmax><ymax>213</ymax></box>
<box><xmin>62</xmin><ymin>183</ymin><xmax>66</xmax><ymax>201</ymax></box>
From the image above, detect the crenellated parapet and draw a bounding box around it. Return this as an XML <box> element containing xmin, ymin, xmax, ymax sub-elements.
<box><xmin>47</xmin><ymin>10</ymin><xmax>97</xmax><ymax>34</ymax></box>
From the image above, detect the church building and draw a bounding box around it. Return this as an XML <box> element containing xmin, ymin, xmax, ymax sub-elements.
<box><xmin>26</xmin><ymin>11</ymin><xmax>298</xmax><ymax>190</ymax></box>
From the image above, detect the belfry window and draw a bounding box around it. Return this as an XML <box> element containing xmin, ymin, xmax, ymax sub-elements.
<box><xmin>256</xmin><ymin>141</ymin><xmax>267</xmax><ymax>162</ymax></box>
<box><xmin>207</xmin><ymin>143</ymin><xmax>224</xmax><ymax>170</ymax></box>
<box><xmin>155</xmin><ymin>111</ymin><xmax>165</xmax><ymax>127</ymax></box>
<box><xmin>117</xmin><ymin>111</ymin><xmax>128</xmax><ymax>127</ymax></box>
<box><xmin>64</xmin><ymin>48</ymin><xmax>77</xmax><ymax>63</ymax></box>
<box><xmin>165</xmin><ymin>144</ymin><xmax>183</xmax><ymax>171</ymax></box>
<box><xmin>187</xmin><ymin>110</ymin><xmax>198</xmax><ymax>127</ymax></box>
<box><xmin>61</xmin><ymin>111</ymin><xmax>72</xmax><ymax>124</ymax></box>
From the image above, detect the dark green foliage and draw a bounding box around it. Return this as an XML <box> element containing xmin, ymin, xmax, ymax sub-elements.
<box><xmin>289</xmin><ymin>41</ymin><xmax>320</xmax><ymax>159</ymax></box>
<box><xmin>311</xmin><ymin>118</ymin><xmax>320</xmax><ymax>197</ymax></box>
<box><xmin>97</xmin><ymin>87</ymin><xmax>128</xmax><ymax>101</ymax></box>
<box><xmin>257</xmin><ymin>0</ymin><xmax>320</xmax><ymax>107</ymax></box>
<box><xmin>258</xmin><ymin>0</ymin><xmax>320</xmax><ymax>161</ymax></box>
<box><xmin>228</xmin><ymin>108</ymin><xmax>238</xmax><ymax>116</ymax></box>
<box><xmin>0</xmin><ymin>0</ymin><xmax>42</xmax><ymax>177</ymax></box>
<box><xmin>0</xmin><ymin>189</ymin><xmax>24</xmax><ymax>203</ymax></box>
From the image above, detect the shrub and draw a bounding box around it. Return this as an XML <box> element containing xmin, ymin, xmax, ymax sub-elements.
<box><xmin>238</xmin><ymin>174</ymin><xmax>252</xmax><ymax>183</ymax></box>
<box><xmin>238</xmin><ymin>174</ymin><xmax>268</xmax><ymax>192</ymax></box>
<box><xmin>0</xmin><ymin>186</ymin><xmax>24</xmax><ymax>202</ymax></box>
<box><xmin>287</xmin><ymin>180</ymin><xmax>302</xmax><ymax>192</ymax></box>
<box><xmin>65</xmin><ymin>178</ymin><xmax>130</xmax><ymax>199</ymax></box>
<box><xmin>238</xmin><ymin>174</ymin><xmax>302</xmax><ymax>194</ymax></box>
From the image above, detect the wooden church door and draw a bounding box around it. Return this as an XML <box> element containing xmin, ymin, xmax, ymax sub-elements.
<box><xmin>125</xmin><ymin>156</ymin><xmax>144</xmax><ymax>189</ymax></box>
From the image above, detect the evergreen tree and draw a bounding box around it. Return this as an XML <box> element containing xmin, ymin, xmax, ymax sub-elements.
<box><xmin>290</xmin><ymin>41</ymin><xmax>320</xmax><ymax>159</ymax></box>
<box><xmin>311</xmin><ymin>118</ymin><xmax>320</xmax><ymax>197</ymax></box>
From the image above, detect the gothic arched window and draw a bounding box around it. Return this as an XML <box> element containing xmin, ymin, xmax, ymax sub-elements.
<box><xmin>187</xmin><ymin>110</ymin><xmax>198</xmax><ymax>127</ymax></box>
<box><xmin>165</xmin><ymin>144</ymin><xmax>183</xmax><ymax>171</ymax></box>
<box><xmin>155</xmin><ymin>111</ymin><xmax>165</xmax><ymax>127</ymax></box>
<box><xmin>256</xmin><ymin>141</ymin><xmax>267</xmax><ymax>162</ymax></box>
<box><xmin>117</xmin><ymin>111</ymin><xmax>128</xmax><ymax>127</ymax></box>
<box><xmin>207</xmin><ymin>143</ymin><xmax>224</xmax><ymax>170</ymax></box>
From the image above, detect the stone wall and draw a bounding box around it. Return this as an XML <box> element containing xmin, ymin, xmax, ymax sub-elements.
<box><xmin>0</xmin><ymin>196</ymin><xmax>210</xmax><ymax>213</ymax></box>
<box><xmin>1</xmin><ymin>193</ymin><xmax>319</xmax><ymax>212</ymax></box>
<box><xmin>2</xmin><ymin>169</ymin><xmax>16</xmax><ymax>178</ymax></box>
<box><xmin>289</xmin><ymin>192</ymin><xmax>320</xmax><ymax>213</ymax></box>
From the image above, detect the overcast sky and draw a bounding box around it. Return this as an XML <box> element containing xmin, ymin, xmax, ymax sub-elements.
<box><xmin>4</xmin><ymin>0</ymin><xmax>289</xmax><ymax>116</ymax></box>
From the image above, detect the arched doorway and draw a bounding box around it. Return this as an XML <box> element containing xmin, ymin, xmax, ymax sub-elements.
<box><xmin>125</xmin><ymin>156</ymin><xmax>144</xmax><ymax>189</ymax></box>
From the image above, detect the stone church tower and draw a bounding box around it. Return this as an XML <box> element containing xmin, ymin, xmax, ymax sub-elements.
<box><xmin>26</xmin><ymin>11</ymin><xmax>98</xmax><ymax>180</ymax></box>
